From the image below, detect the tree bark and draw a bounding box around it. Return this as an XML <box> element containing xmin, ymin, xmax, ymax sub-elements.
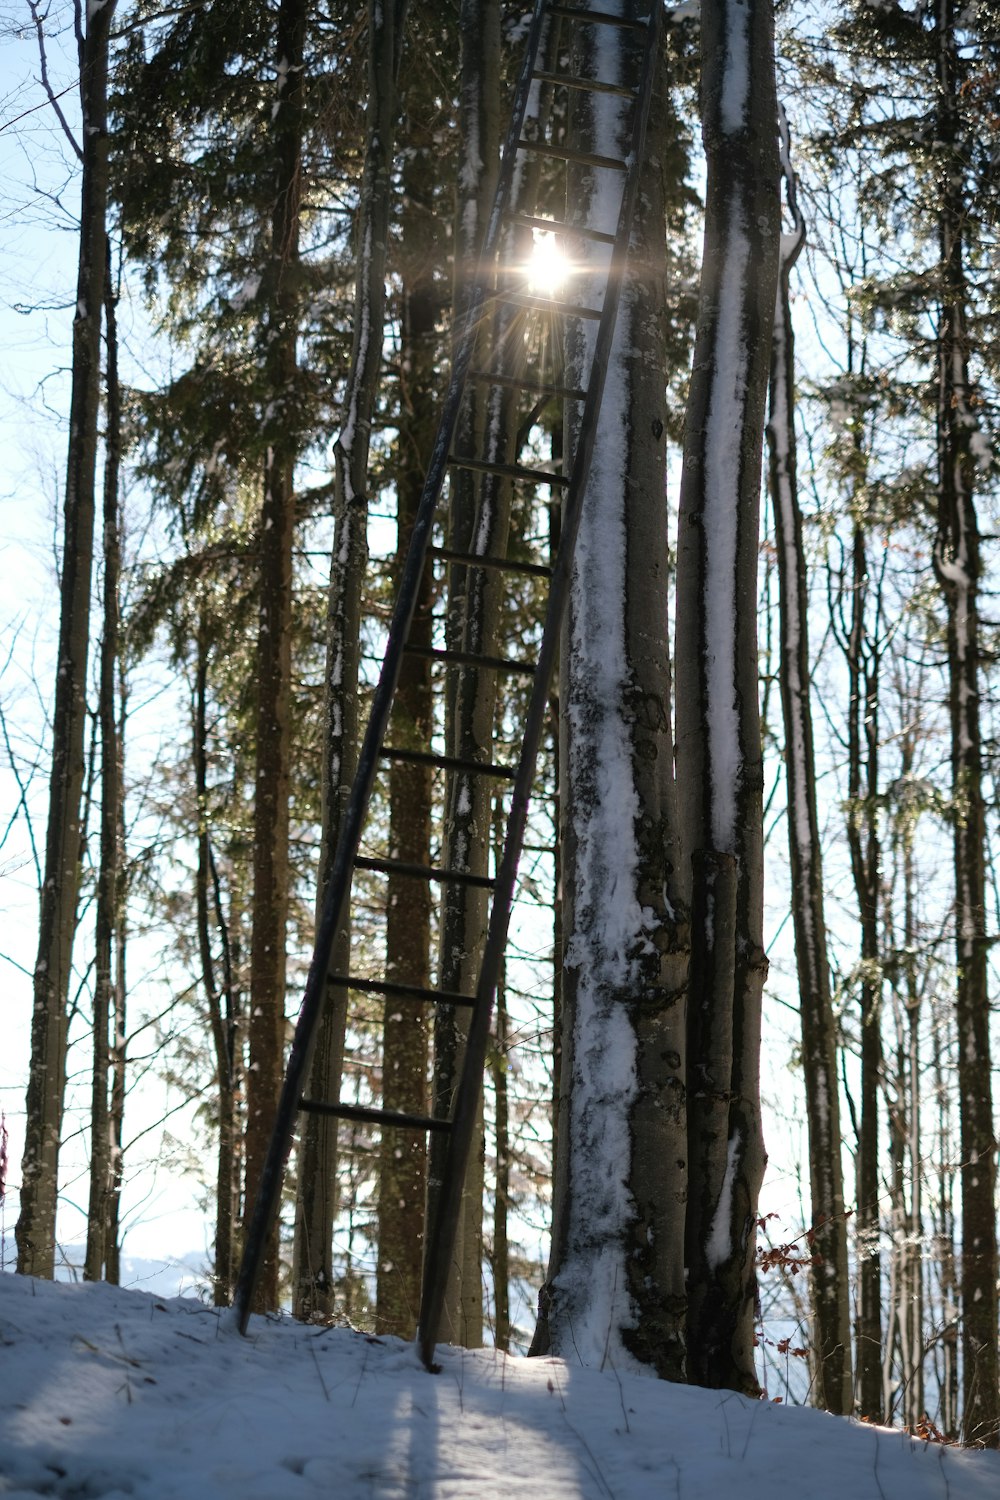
<box><xmin>489</xmin><ymin>910</ymin><xmax>511</xmax><ymax>1353</ymax></box>
<box><xmin>933</xmin><ymin>0</ymin><xmax>998</xmax><ymax>1446</ymax></box>
<box><xmin>17</xmin><ymin>0</ymin><xmax>118</xmax><ymax>1279</ymax></box>
<box><xmin>193</xmin><ymin>622</ymin><xmax>242</xmax><ymax>1304</ymax></box>
<box><xmin>244</xmin><ymin>0</ymin><xmax>307</xmax><ymax>1313</ymax></box>
<box><xmin>426</xmin><ymin>0</ymin><xmax>502</xmax><ymax>1349</ymax></box>
<box><xmin>85</xmin><ymin>247</ymin><xmax>124</xmax><ymax>1284</ymax></box>
<box><xmin>292</xmin><ymin>0</ymin><xmax>407</xmax><ymax>1321</ymax></box>
<box><xmin>885</xmin><ymin>729</ymin><xmax>924</xmax><ymax>1428</ymax></box>
<box><xmin>105</xmin><ymin>662</ymin><xmax>127</xmax><ymax>1287</ymax></box>
<box><xmin>766</xmin><ymin>126</ymin><xmax>852</xmax><ymax>1414</ymax></box>
<box><xmin>536</xmin><ymin>11</ymin><xmax>687</xmax><ymax>1379</ymax></box>
<box><xmin>375</xmin><ymin>101</ymin><xmax>442</xmax><ymax>1333</ymax></box>
<box><xmin>843</xmin><ymin>480</ymin><xmax>884</xmax><ymax>1421</ymax></box>
<box><xmin>675</xmin><ymin>0</ymin><xmax>779</xmax><ymax>1395</ymax></box>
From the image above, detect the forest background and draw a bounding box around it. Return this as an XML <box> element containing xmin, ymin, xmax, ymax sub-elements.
<box><xmin>1</xmin><ymin>0</ymin><xmax>998</xmax><ymax>1451</ymax></box>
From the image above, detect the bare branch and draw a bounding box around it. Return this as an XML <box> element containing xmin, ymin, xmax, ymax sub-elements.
<box><xmin>27</xmin><ymin>0</ymin><xmax>83</xmax><ymax>162</ymax></box>
<box><xmin>0</xmin><ymin>686</ymin><xmax>42</xmax><ymax>888</ymax></box>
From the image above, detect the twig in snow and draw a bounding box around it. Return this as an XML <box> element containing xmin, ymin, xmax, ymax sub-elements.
<box><xmin>871</xmin><ymin>1429</ymin><xmax>888</xmax><ymax>1500</ymax></box>
<box><xmin>561</xmin><ymin>1414</ymin><xmax>617</xmax><ymax>1500</ymax></box>
<box><xmin>351</xmin><ymin>1339</ymin><xmax>370</xmax><ymax>1409</ymax></box>
<box><xmin>739</xmin><ymin>1401</ymin><xmax>758</xmax><ymax>1461</ymax></box>
<box><xmin>718</xmin><ymin>1393</ymin><xmax>735</xmax><ymax>1458</ymax></box>
<box><xmin>600</xmin><ymin>1265</ymin><xmax>617</xmax><ymax>1373</ymax></box>
<box><xmin>936</xmin><ymin>1440</ymin><xmax>952</xmax><ymax>1500</ymax></box>
<box><xmin>310</xmin><ymin>1343</ymin><xmax>330</xmax><ymax>1402</ymax></box>
<box><xmin>608</xmin><ymin>1355</ymin><xmax>630</xmax><ymax>1435</ymax></box>
<box><xmin>547</xmin><ymin>1364</ymin><xmax>614</xmax><ymax>1497</ymax></box>
<box><xmin>564</xmin><ymin>1309</ymin><xmax>583</xmax><ymax>1367</ymax></box>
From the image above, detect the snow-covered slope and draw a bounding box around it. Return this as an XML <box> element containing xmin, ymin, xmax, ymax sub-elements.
<box><xmin>1</xmin><ymin>1274</ymin><xmax>998</xmax><ymax>1499</ymax></box>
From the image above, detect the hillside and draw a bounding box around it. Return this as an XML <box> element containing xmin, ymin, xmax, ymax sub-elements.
<box><xmin>1</xmin><ymin>1274</ymin><xmax>999</xmax><ymax>1498</ymax></box>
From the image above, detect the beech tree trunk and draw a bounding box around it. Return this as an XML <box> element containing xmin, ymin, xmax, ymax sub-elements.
<box><xmin>766</xmin><ymin>126</ymin><xmax>852</xmax><ymax>1414</ymax></box>
<box><xmin>17</xmin><ymin>0</ymin><xmax>118</xmax><ymax>1279</ymax></box>
<box><xmin>244</xmin><ymin>0</ymin><xmax>307</xmax><ymax>1313</ymax></box>
<box><xmin>675</xmin><ymin>0</ymin><xmax>779</xmax><ymax>1396</ymax></box>
<box><xmin>534</xmin><ymin>10</ymin><xmax>687</xmax><ymax>1379</ymax></box>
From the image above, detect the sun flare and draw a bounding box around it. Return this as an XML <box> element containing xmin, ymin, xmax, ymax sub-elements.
<box><xmin>526</xmin><ymin>230</ymin><xmax>571</xmax><ymax>296</ymax></box>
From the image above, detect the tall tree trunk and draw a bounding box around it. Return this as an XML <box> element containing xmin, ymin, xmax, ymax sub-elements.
<box><xmin>766</xmin><ymin>124</ymin><xmax>852</xmax><ymax>1414</ymax></box>
<box><xmin>934</xmin><ymin>0</ymin><xmax>998</xmax><ymax>1446</ymax></box>
<box><xmin>244</xmin><ymin>0</ymin><xmax>307</xmax><ymax>1313</ymax></box>
<box><xmin>888</xmin><ymin>731</ymin><xmax>924</xmax><ymax>1429</ymax></box>
<box><xmin>490</xmin><ymin>913</ymin><xmax>511</xmax><ymax>1354</ymax></box>
<box><xmin>548</xmin><ymin>484</ymin><xmax>563</xmax><ymax>1180</ymax></box>
<box><xmin>104</xmin><ymin>846</ymin><xmax>126</xmax><ymax>1287</ymax></box>
<box><xmin>675</xmin><ymin>0</ymin><xmax>779</xmax><ymax>1396</ymax></box>
<box><xmin>292</xmin><ymin>0</ymin><xmax>407</xmax><ymax>1321</ymax></box>
<box><xmin>105</xmin><ymin>662</ymin><xmax>127</xmax><ymax>1287</ymax></box>
<box><xmin>426</xmin><ymin>0</ymin><xmax>502</xmax><ymax>1349</ymax></box>
<box><xmin>375</xmin><ymin>104</ymin><xmax>442</xmax><ymax>1334</ymax></box>
<box><xmin>931</xmin><ymin>993</ymin><xmax>960</xmax><ymax>1440</ymax></box>
<box><xmin>85</xmin><ymin>248</ymin><xmax>124</xmax><ymax>1283</ymax></box>
<box><xmin>17</xmin><ymin>0</ymin><xmax>118</xmax><ymax>1279</ymax></box>
<box><xmin>536</xmin><ymin>12</ymin><xmax>687</xmax><ymax>1379</ymax></box>
<box><xmin>194</xmin><ymin>623</ymin><xmax>241</xmax><ymax>1304</ymax></box>
<box><xmin>845</xmin><ymin>504</ymin><xmax>884</xmax><ymax>1421</ymax></box>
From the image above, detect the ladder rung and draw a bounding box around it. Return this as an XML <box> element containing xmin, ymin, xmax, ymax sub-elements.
<box><xmin>430</xmin><ymin>543</ymin><xmax>553</xmax><ymax>580</ymax></box>
<box><xmin>448</xmin><ymin>454</ymin><xmax>569</xmax><ymax>486</ymax></box>
<box><xmin>469</xmin><ymin>368</ymin><xmax>587</xmax><ymax>402</ymax></box>
<box><xmin>328</xmin><ymin>973</ymin><xmax>477</xmax><ymax>1008</ymax></box>
<box><xmin>299</xmin><ymin>1098</ymin><xmax>452</xmax><ymax>1133</ymax></box>
<box><xmin>531</xmin><ymin>68</ymin><xmax>637</xmax><ymax>98</ymax></box>
<box><xmin>355</xmin><ymin>854</ymin><xmax>497</xmax><ymax>888</ymax></box>
<box><xmin>507</xmin><ymin>211</ymin><xmax>617</xmax><ymax>246</ymax></box>
<box><xmin>403</xmin><ymin>644</ymin><xmax>536</xmax><ymax>676</ymax></box>
<box><xmin>498</xmin><ymin>291</ymin><xmax>603</xmax><ymax>320</ymax></box>
<box><xmin>517</xmin><ymin>138</ymin><xmax>628</xmax><ymax>171</ymax></box>
<box><xmin>549</xmin><ymin>4</ymin><xmax>651</xmax><ymax>28</ymax></box>
<box><xmin>379</xmin><ymin>745</ymin><xmax>517</xmax><ymax>780</ymax></box>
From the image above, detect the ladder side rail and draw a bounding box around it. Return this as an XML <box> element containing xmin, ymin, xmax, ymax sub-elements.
<box><xmin>417</xmin><ymin>0</ymin><xmax>664</xmax><ymax>1370</ymax></box>
<box><xmin>232</xmin><ymin>0</ymin><xmax>559</xmax><ymax>1334</ymax></box>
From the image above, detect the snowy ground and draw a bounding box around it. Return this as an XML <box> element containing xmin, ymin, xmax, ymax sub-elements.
<box><xmin>1</xmin><ymin>1275</ymin><xmax>998</xmax><ymax>1499</ymax></box>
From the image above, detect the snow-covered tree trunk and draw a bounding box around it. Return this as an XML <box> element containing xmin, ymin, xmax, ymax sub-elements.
<box><xmin>675</xmin><ymin>0</ymin><xmax>779</xmax><ymax>1395</ymax></box>
<box><xmin>933</xmin><ymin>0</ymin><xmax>998</xmax><ymax>1446</ymax></box>
<box><xmin>766</xmin><ymin>121</ymin><xmax>852</xmax><ymax>1414</ymax></box>
<box><xmin>534</xmin><ymin>13</ymin><xmax>688</xmax><ymax>1379</ymax></box>
<box><xmin>17</xmin><ymin>0</ymin><xmax>118</xmax><ymax>1279</ymax></box>
<box><xmin>292</xmin><ymin>0</ymin><xmax>406</xmax><ymax>1321</ymax></box>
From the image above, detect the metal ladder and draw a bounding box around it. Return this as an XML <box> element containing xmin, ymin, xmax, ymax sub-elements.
<box><xmin>233</xmin><ymin>0</ymin><xmax>662</xmax><ymax>1368</ymax></box>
